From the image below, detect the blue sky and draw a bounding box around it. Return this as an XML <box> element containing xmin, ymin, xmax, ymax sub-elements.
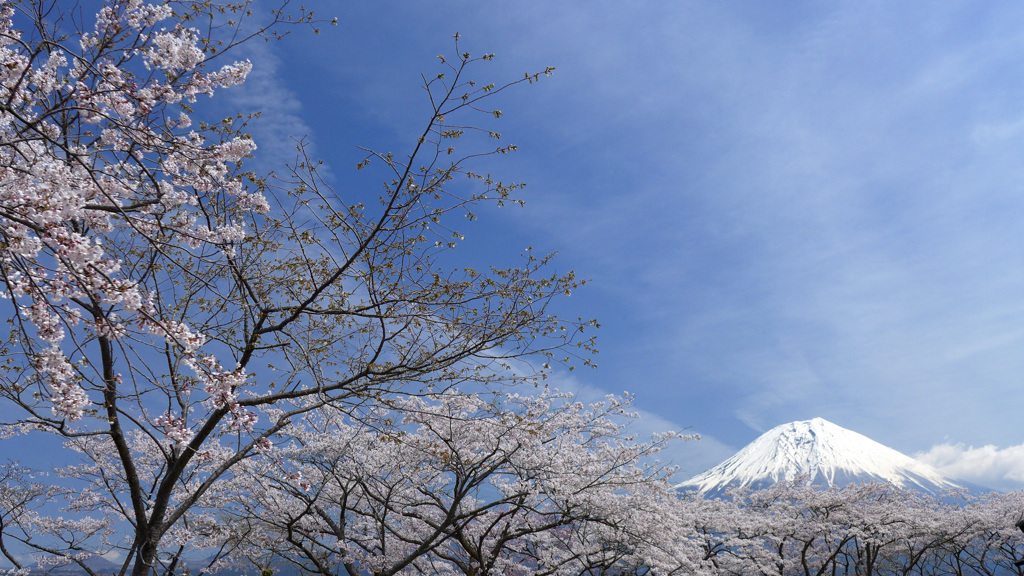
<box><xmin>229</xmin><ymin>1</ymin><xmax>1024</xmax><ymax>489</ymax></box>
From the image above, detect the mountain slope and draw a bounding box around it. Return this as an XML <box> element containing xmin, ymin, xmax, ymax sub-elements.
<box><xmin>678</xmin><ymin>418</ymin><xmax>964</xmax><ymax>497</ymax></box>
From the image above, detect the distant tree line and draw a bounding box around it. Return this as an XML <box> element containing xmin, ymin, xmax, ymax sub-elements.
<box><xmin>686</xmin><ymin>481</ymin><xmax>1024</xmax><ymax>576</ymax></box>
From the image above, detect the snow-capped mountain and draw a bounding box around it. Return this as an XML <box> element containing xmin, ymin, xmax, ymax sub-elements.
<box><xmin>678</xmin><ymin>418</ymin><xmax>965</xmax><ymax>497</ymax></box>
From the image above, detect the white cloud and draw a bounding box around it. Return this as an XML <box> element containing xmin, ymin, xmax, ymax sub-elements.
<box><xmin>916</xmin><ymin>443</ymin><xmax>1024</xmax><ymax>491</ymax></box>
<box><xmin>100</xmin><ymin>550</ymin><xmax>122</xmax><ymax>562</ymax></box>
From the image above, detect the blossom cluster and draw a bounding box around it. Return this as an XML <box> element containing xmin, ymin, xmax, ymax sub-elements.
<box><xmin>0</xmin><ymin>0</ymin><xmax>265</xmax><ymax>431</ymax></box>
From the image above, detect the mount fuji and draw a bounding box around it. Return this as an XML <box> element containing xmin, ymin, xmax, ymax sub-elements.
<box><xmin>678</xmin><ymin>418</ymin><xmax>967</xmax><ymax>497</ymax></box>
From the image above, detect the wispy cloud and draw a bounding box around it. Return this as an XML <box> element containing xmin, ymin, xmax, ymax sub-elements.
<box><xmin>263</xmin><ymin>1</ymin><xmax>1024</xmax><ymax>459</ymax></box>
<box><xmin>547</xmin><ymin>372</ymin><xmax>737</xmax><ymax>482</ymax></box>
<box><xmin>487</xmin><ymin>0</ymin><xmax>1024</xmax><ymax>455</ymax></box>
<box><xmin>218</xmin><ymin>36</ymin><xmax>317</xmax><ymax>174</ymax></box>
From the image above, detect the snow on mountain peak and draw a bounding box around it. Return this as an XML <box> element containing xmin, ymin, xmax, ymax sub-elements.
<box><xmin>679</xmin><ymin>418</ymin><xmax>963</xmax><ymax>496</ymax></box>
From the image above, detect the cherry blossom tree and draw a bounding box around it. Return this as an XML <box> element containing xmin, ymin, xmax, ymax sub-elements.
<box><xmin>0</xmin><ymin>1</ymin><xmax>609</xmax><ymax>575</ymax></box>
<box><xmin>722</xmin><ymin>481</ymin><xmax>865</xmax><ymax>576</ymax></box>
<box><xmin>209</xmin><ymin>391</ymin><xmax>705</xmax><ymax>576</ymax></box>
<box><xmin>936</xmin><ymin>490</ymin><xmax>1024</xmax><ymax>576</ymax></box>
